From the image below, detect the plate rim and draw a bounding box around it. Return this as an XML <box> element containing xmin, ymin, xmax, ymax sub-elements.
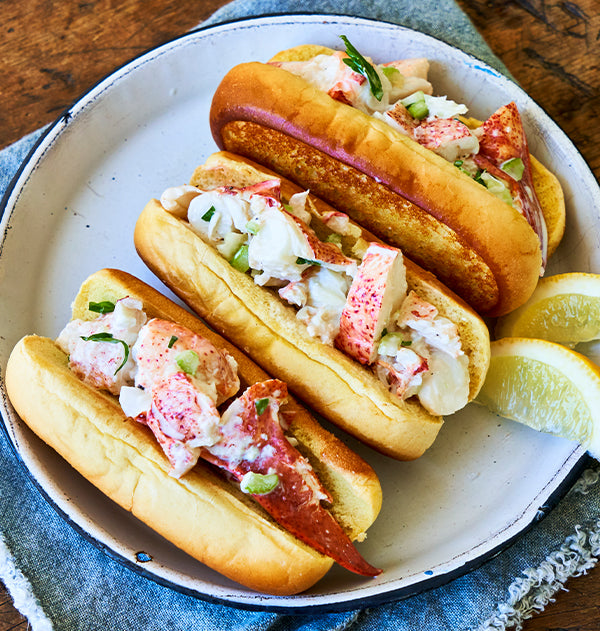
<box><xmin>0</xmin><ymin>12</ymin><xmax>595</xmax><ymax>613</ymax></box>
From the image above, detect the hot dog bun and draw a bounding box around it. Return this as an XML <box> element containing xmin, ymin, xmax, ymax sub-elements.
<box><xmin>209</xmin><ymin>53</ymin><xmax>565</xmax><ymax>317</ymax></box>
<box><xmin>5</xmin><ymin>269</ymin><xmax>382</xmax><ymax>595</ymax></box>
<box><xmin>134</xmin><ymin>153</ymin><xmax>490</xmax><ymax>460</ymax></box>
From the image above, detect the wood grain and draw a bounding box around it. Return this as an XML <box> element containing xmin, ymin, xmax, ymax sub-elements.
<box><xmin>1</xmin><ymin>1</ymin><xmax>600</xmax><ymax>629</ymax></box>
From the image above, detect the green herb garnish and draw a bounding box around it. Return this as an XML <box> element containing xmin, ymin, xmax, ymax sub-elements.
<box><xmin>80</xmin><ymin>332</ymin><xmax>129</xmax><ymax>375</ymax></box>
<box><xmin>201</xmin><ymin>205</ymin><xmax>216</xmax><ymax>222</ymax></box>
<box><xmin>167</xmin><ymin>335</ymin><xmax>178</xmax><ymax>349</ymax></box>
<box><xmin>474</xmin><ymin>169</ymin><xmax>486</xmax><ymax>185</ymax></box>
<box><xmin>454</xmin><ymin>159</ymin><xmax>473</xmax><ymax>177</ymax></box>
<box><xmin>296</xmin><ymin>257</ymin><xmax>321</xmax><ymax>266</ymax></box>
<box><xmin>88</xmin><ymin>301</ymin><xmax>115</xmax><ymax>314</ymax></box>
<box><xmin>176</xmin><ymin>350</ymin><xmax>200</xmax><ymax>376</ymax></box>
<box><xmin>255</xmin><ymin>397</ymin><xmax>270</xmax><ymax>416</ymax></box>
<box><xmin>340</xmin><ymin>35</ymin><xmax>383</xmax><ymax>101</ymax></box>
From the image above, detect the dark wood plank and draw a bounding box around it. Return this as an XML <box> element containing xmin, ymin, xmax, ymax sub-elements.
<box><xmin>0</xmin><ymin>0</ymin><xmax>223</xmax><ymax>149</ymax></box>
<box><xmin>457</xmin><ymin>0</ymin><xmax>600</xmax><ymax>178</ymax></box>
<box><xmin>0</xmin><ymin>582</ymin><xmax>28</xmax><ymax>630</ymax></box>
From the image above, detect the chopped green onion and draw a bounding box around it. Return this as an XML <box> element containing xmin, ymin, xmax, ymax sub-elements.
<box><xmin>217</xmin><ymin>231</ymin><xmax>246</xmax><ymax>259</ymax></box>
<box><xmin>201</xmin><ymin>205</ymin><xmax>216</xmax><ymax>222</ymax></box>
<box><xmin>454</xmin><ymin>159</ymin><xmax>474</xmax><ymax>177</ymax></box>
<box><xmin>230</xmin><ymin>244</ymin><xmax>250</xmax><ymax>273</ymax></box>
<box><xmin>500</xmin><ymin>157</ymin><xmax>525</xmax><ymax>181</ymax></box>
<box><xmin>401</xmin><ymin>91</ymin><xmax>429</xmax><ymax>120</ymax></box>
<box><xmin>407</xmin><ymin>100</ymin><xmax>429</xmax><ymax>120</ymax></box>
<box><xmin>378</xmin><ymin>332</ymin><xmax>412</xmax><ymax>357</ymax></box>
<box><xmin>296</xmin><ymin>257</ymin><xmax>321</xmax><ymax>266</ymax></box>
<box><xmin>339</xmin><ymin>35</ymin><xmax>383</xmax><ymax>101</ymax></box>
<box><xmin>480</xmin><ymin>172</ymin><xmax>514</xmax><ymax>207</ymax></box>
<box><xmin>255</xmin><ymin>397</ymin><xmax>270</xmax><ymax>416</ymax></box>
<box><xmin>176</xmin><ymin>350</ymin><xmax>200</xmax><ymax>376</ymax></box>
<box><xmin>401</xmin><ymin>91</ymin><xmax>426</xmax><ymax>107</ymax></box>
<box><xmin>245</xmin><ymin>219</ymin><xmax>260</xmax><ymax>235</ymax></box>
<box><xmin>474</xmin><ymin>169</ymin><xmax>486</xmax><ymax>185</ymax></box>
<box><xmin>325</xmin><ymin>233</ymin><xmax>343</xmax><ymax>248</ymax></box>
<box><xmin>80</xmin><ymin>332</ymin><xmax>129</xmax><ymax>375</ymax></box>
<box><xmin>88</xmin><ymin>301</ymin><xmax>115</xmax><ymax>314</ymax></box>
<box><xmin>167</xmin><ymin>335</ymin><xmax>178</xmax><ymax>349</ymax></box>
<box><xmin>381</xmin><ymin>66</ymin><xmax>400</xmax><ymax>80</ymax></box>
<box><xmin>240</xmin><ymin>471</ymin><xmax>279</xmax><ymax>495</ymax></box>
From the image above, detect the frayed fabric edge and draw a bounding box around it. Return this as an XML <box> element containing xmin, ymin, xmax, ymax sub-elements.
<box><xmin>476</xmin><ymin>466</ymin><xmax>600</xmax><ymax>631</ymax></box>
<box><xmin>0</xmin><ymin>534</ymin><xmax>54</xmax><ymax>631</ymax></box>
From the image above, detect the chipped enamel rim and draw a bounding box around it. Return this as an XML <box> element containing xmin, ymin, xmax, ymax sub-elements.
<box><xmin>0</xmin><ymin>15</ymin><xmax>597</xmax><ymax>612</ymax></box>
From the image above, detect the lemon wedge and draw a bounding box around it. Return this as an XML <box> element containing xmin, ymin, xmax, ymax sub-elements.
<box><xmin>476</xmin><ymin>337</ymin><xmax>600</xmax><ymax>457</ymax></box>
<box><xmin>495</xmin><ymin>272</ymin><xmax>600</xmax><ymax>346</ymax></box>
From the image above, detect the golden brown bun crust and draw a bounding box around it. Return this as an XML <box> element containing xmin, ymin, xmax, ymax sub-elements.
<box><xmin>6</xmin><ymin>269</ymin><xmax>381</xmax><ymax>595</ymax></box>
<box><xmin>135</xmin><ymin>155</ymin><xmax>490</xmax><ymax>459</ymax></box>
<box><xmin>209</xmin><ymin>61</ymin><xmax>556</xmax><ymax>316</ymax></box>
<box><xmin>135</xmin><ymin>201</ymin><xmax>443</xmax><ymax>459</ymax></box>
<box><xmin>191</xmin><ymin>151</ymin><xmax>490</xmax><ymax>404</ymax></box>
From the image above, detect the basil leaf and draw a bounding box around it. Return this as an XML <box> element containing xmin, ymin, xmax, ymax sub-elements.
<box><xmin>255</xmin><ymin>397</ymin><xmax>270</xmax><ymax>416</ymax></box>
<box><xmin>340</xmin><ymin>35</ymin><xmax>383</xmax><ymax>101</ymax></box>
<box><xmin>88</xmin><ymin>301</ymin><xmax>115</xmax><ymax>314</ymax></box>
<box><xmin>80</xmin><ymin>332</ymin><xmax>129</xmax><ymax>375</ymax></box>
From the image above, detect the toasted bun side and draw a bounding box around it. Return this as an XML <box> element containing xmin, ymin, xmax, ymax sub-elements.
<box><xmin>216</xmin><ymin>120</ymin><xmax>502</xmax><ymax>315</ymax></box>
<box><xmin>209</xmin><ymin>62</ymin><xmax>547</xmax><ymax>316</ymax></box>
<box><xmin>529</xmin><ymin>155</ymin><xmax>565</xmax><ymax>258</ymax></box>
<box><xmin>6</xmin><ymin>270</ymin><xmax>382</xmax><ymax>594</ymax></box>
<box><xmin>6</xmin><ymin>336</ymin><xmax>332</xmax><ymax>595</ymax></box>
<box><xmin>272</xmin><ymin>45</ymin><xmax>565</xmax><ymax>258</ymax></box>
<box><xmin>73</xmin><ymin>268</ymin><xmax>383</xmax><ymax>541</ymax></box>
<box><xmin>135</xmin><ymin>201</ymin><xmax>443</xmax><ymax>460</ymax></box>
<box><xmin>191</xmin><ymin>151</ymin><xmax>490</xmax><ymax>401</ymax></box>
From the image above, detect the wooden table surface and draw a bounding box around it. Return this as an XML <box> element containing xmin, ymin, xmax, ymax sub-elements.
<box><xmin>1</xmin><ymin>1</ymin><xmax>599</xmax><ymax>629</ymax></box>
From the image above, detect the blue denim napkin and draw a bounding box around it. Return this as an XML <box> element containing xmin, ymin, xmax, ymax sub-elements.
<box><xmin>2</xmin><ymin>2</ymin><xmax>600</xmax><ymax>630</ymax></box>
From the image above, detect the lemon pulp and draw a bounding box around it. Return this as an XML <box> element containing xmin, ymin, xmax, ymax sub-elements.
<box><xmin>511</xmin><ymin>294</ymin><xmax>600</xmax><ymax>345</ymax></box>
<box><xmin>477</xmin><ymin>355</ymin><xmax>593</xmax><ymax>444</ymax></box>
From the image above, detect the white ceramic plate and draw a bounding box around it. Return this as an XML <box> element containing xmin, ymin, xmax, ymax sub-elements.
<box><xmin>1</xmin><ymin>15</ymin><xmax>597</xmax><ymax>612</ymax></box>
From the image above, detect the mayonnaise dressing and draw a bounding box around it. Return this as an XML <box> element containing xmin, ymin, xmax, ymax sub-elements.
<box><xmin>161</xmin><ymin>182</ymin><xmax>470</xmax><ymax>415</ymax></box>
